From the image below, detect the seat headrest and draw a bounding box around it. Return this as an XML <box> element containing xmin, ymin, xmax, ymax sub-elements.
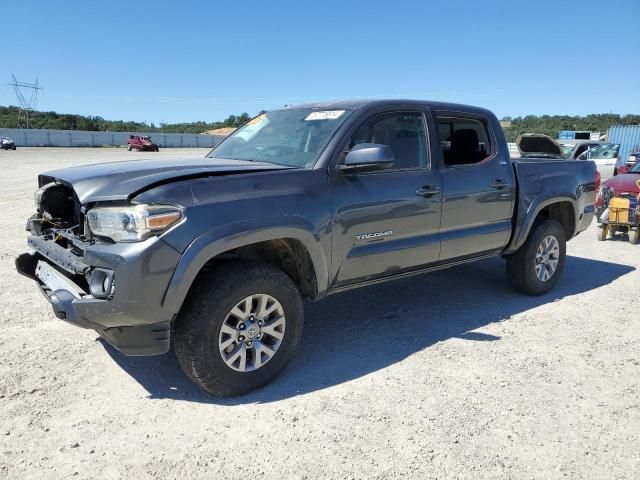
<box><xmin>451</xmin><ymin>129</ymin><xmax>479</xmax><ymax>151</ymax></box>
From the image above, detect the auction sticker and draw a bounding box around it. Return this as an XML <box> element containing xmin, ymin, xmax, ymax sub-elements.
<box><xmin>305</xmin><ymin>110</ymin><xmax>345</xmax><ymax>121</ymax></box>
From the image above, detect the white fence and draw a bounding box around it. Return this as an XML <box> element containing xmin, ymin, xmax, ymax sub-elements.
<box><xmin>0</xmin><ymin>128</ymin><xmax>225</xmax><ymax>148</ymax></box>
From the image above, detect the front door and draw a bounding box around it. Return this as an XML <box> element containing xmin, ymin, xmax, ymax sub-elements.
<box><xmin>330</xmin><ymin>110</ymin><xmax>442</xmax><ymax>286</ymax></box>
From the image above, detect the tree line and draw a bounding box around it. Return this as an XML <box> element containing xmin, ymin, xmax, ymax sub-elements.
<box><xmin>0</xmin><ymin>106</ymin><xmax>251</xmax><ymax>134</ymax></box>
<box><xmin>501</xmin><ymin>114</ymin><xmax>640</xmax><ymax>142</ymax></box>
<box><xmin>1</xmin><ymin>106</ymin><xmax>638</xmax><ymax>140</ymax></box>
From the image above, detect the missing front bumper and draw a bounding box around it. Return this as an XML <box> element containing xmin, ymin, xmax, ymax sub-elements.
<box><xmin>15</xmin><ymin>252</ymin><xmax>171</xmax><ymax>356</ymax></box>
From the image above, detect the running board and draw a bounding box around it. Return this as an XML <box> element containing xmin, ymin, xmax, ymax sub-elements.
<box><xmin>328</xmin><ymin>250</ymin><xmax>502</xmax><ymax>295</ymax></box>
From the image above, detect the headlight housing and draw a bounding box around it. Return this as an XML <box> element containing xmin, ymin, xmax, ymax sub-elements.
<box><xmin>86</xmin><ymin>204</ymin><xmax>183</xmax><ymax>242</ymax></box>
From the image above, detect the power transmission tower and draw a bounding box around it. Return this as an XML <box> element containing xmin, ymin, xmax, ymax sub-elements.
<box><xmin>8</xmin><ymin>74</ymin><xmax>42</xmax><ymax>128</ymax></box>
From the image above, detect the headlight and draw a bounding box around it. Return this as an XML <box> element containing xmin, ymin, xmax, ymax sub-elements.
<box><xmin>86</xmin><ymin>204</ymin><xmax>183</xmax><ymax>242</ymax></box>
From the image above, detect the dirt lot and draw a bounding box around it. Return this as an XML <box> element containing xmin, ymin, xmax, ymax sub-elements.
<box><xmin>1</xmin><ymin>148</ymin><xmax>638</xmax><ymax>479</ymax></box>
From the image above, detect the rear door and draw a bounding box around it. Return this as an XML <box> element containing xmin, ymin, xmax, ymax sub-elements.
<box><xmin>433</xmin><ymin>110</ymin><xmax>516</xmax><ymax>260</ymax></box>
<box><xmin>330</xmin><ymin>109</ymin><xmax>442</xmax><ymax>286</ymax></box>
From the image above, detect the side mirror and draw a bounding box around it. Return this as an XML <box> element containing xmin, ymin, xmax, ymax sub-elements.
<box><xmin>340</xmin><ymin>143</ymin><xmax>394</xmax><ymax>174</ymax></box>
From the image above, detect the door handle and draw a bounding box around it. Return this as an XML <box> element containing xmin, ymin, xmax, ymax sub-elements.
<box><xmin>416</xmin><ymin>185</ymin><xmax>440</xmax><ymax>197</ymax></box>
<box><xmin>491</xmin><ymin>179</ymin><xmax>507</xmax><ymax>190</ymax></box>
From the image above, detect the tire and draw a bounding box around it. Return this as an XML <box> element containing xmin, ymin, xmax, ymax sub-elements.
<box><xmin>506</xmin><ymin>218</ymin><xmax>566</xmax><ymax>296</ymax></box>
<box><xmin>597</xmin><ymin>225</ymin><xmax>608</xmax><ymax>241</ymax></box>
<box><xmin>127</xmin><ymin>146</ymin><xmax>132</xmax><ymax>151</ymax></box>
<box><xmin>174</xmin><ymin>261</ymin><xmax>304</xmax><ymax>397</ymax></box>
<box><xmin>630</xmin><ymin>228</ymin><xmax>639</xmax><ymax>245</ymax></box>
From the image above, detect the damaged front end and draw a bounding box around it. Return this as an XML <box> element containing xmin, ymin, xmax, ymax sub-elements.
<box><xmin>16</xmin><ymin>180</ymin><xmax>181</xmax><ymax>356</ymax></box>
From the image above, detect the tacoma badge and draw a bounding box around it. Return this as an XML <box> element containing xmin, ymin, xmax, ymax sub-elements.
<box><xmin>355</xmin><ymin>230</ymin><xmax>393</xmax><ymax>241</ymax></box>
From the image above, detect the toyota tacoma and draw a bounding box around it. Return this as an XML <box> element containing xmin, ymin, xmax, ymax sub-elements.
<box><xmin>15</xmin><ymin>100</ymin><xmax>597</xmax><ymax>396</ymax></box>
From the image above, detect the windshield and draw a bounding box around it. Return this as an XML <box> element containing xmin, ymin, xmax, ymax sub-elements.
<box><xmin>207</xmin><ymin>108</ymin><xmax>351</xmax><ymax>167</ymax></box>
<box><xmin>561</xmin><ymin>144</ymin><xmax>574</xmax><ymax>156</ymax></box>
<box><xmin>630</xmin><ymin>162</ymin><xmax>640</xmax><ymax>174</ymax></box>
<box><xmin>584</xmin><ymin>143</ymin><xmax>620</xmax><ymax>159</ymax></box>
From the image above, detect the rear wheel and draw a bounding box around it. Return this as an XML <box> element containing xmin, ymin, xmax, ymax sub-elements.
<box><xmin>174</xmin><ymin>261</ymin><xmax>304</xmax><ymax>397</ymax></box>
<box><xmin>630</xmin><ymin>228</ymin><xmax>639</xmax><ymax>245</ymax></box>
<box><xmin>507</xmin><ymin>218</ymin><xmax>566</xmax><ymax>296</ymax></box>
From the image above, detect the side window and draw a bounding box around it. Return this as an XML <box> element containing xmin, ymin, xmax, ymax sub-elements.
<box><xmin>436</xmin><ymin>115</ymin><xmax>492</xmax><ymax>167</ymax></box>
<box><xmin>350</xmin><ymin>112</ymin><xmax>428</xmax><ymax>169</ymax></box>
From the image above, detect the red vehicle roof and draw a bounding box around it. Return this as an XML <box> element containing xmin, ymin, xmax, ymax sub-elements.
<box><xmin>604</xmin><ymin>172</ymin><xmax>640</xmax><ymax>194</ymax></box>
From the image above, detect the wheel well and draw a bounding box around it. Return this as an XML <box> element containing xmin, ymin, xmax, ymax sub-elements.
<box><xmin>537</xmin><ymin>201</ymin><xmax>575</xmax><ymax>238</ymax></box>
<box><xmin>201</xmin><ymin>238</ymin><xmax>318</xmax><ymax>300</ymax></box>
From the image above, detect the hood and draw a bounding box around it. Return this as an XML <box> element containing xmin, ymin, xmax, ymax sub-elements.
<box><xmin>603</xmin><ymin>172</ymin><xmax>640</xmax><ymax>194</ymax></box>
<box><xmin>516</xmin><ymin>134</ymin><xmax>564</xmax><ymax>157</ymax></box>
<box><xmin>39</xmin><ymin>157</ymin><xmax>294</xmax><ymax>203</ymax></box>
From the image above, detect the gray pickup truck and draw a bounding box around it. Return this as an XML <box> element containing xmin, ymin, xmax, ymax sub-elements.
<box><xmin>16</xmin><ymin>100</ymin><xmax>597</xmax><ymax>396</ymax></box>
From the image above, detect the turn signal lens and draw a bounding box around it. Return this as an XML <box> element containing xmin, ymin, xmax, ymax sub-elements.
<box><xmin>146</xmin><ymin>211</ymin><xmax>183</xmax><ymax>230</ymax></box>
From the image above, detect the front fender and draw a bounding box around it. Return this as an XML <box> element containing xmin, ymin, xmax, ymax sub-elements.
<box><xmin>162</xmin><ymin>216</ymin><xmax>330</xmax><ymax>317</ymax></box>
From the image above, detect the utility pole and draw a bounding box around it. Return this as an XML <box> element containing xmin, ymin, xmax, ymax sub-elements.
<box><xmin>8</xmin><ymin>74</ymin><xmax>42</xmax><ymax>128</ymax></box>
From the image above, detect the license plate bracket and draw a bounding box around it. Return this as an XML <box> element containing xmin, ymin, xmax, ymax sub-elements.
<box><xmin>35</xmin><ymin>260</ymin><xmax>85</xmax><ymax>299</ymax></box>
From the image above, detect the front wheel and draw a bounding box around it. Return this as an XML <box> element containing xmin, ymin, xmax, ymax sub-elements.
<box><xmin>597</xmin><ymin>225</ymin><xmax>608</xmax><ymax>241</ymax></box>
<box><xmin>506</xmin><ymin>218</ymin><xmax>566</xmax><ymax>296</ymax></box>
<box><xmin>630</xmin><ymin>228</ymin><xmax>639</xmax><ymax>245</ymax></box>
<box><xmin>174</xmin><ymin>261</ymin><xmax>304</xmax><ymax>397</ymax></box>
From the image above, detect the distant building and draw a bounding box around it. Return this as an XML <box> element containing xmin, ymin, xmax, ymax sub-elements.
<box><xmin>558</xmin><ymin>130</ymin><xmax>603</xmax><ymax>145</ymax></box>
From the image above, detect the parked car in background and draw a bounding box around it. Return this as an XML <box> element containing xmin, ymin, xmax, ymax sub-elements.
<box><xmin>576</xmin><ymin>143</ymin><xmax>621</xmax><ymax>179</ymax></box>
<box><xmin>595</xmin><ymin>160</ymin><xmax>640</xmax><ymax>243</ymax></box>
<box><xmin>516</xmin><ymin>133</ymin><xmax>565</xmax><ymax>159</ymax></box>
<box><xmin>1</xmin><ymin>136</ymin><xmax>16</xmax><ymax>150</ymax></box>
<box><xmin>127</xmin><ymin>135</ymin><xmax>159</xmax><ymax>152</ymax></box>
<box><xmin>617</xmin><ymin>151</ymin><xmax>639</xmax><ymax>175</ymax></box>
<box><xmin>561</xmin><ymin>143</ymin><xmax>574</xmax><ymax>157</ymax></box>
<box><xmin>565</xmin><ymin>140</ymin><xmax>608</xmax><ymax>160</ymax></box>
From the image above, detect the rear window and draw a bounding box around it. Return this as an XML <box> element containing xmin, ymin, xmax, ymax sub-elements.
<box><xmin>436</xmin><ymin>116</ymin><xmax>492</xmax><ymax>166</ymax></box>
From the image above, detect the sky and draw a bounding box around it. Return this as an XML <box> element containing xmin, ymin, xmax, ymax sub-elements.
<box><xmin>1</xmin><ymin>0</ymin><xmax>639</xmax><ymax>124</ymax></box>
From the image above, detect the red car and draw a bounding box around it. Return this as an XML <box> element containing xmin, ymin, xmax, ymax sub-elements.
<box><xmin>596</xmin><ymin>161</ymin><xmax>640</xmax><ymax>242</ymax></box>
<box><xmin>597</xmin><ymin>161</ymin><xmax>640</xmax><ymax>210</ymax></box>
<box><xmin>617</xmin><ymin>152</ymin><xmax>638</xmax><ymax>175</ymax></box>
<box><xmin>127</xmin><ymin>135</ymin><xmax>159</xmax><ymax>152</ymax></box>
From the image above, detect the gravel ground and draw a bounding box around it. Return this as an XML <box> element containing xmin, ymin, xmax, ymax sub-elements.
<box><xmin>1</xmin><ymin>148</ymin><xmax>638</xmax><ymax>480</ymax></box>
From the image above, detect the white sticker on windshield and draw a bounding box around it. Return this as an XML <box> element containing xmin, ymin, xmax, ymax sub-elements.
<box><xmin>305</xmin><ymin>110</ymin><xmax>345</xmax><ymax>121</ymax></box>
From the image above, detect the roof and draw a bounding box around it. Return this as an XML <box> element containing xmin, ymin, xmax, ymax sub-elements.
<box><xmin>282</xmin><ymin>99</ymin><xmax>493</xmax><ymax>115</ymax></box>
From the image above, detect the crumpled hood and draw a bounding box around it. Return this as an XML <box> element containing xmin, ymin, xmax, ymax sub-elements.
<box><xmin>39</xmin><ymin>157</ymin><xmax>293</xmax><ymax>203</ymax></box>
<box><xmin>603</xmin><ymin>172</ymin><xmax>640</xmax><ymax>193</ymax></box>
<box><xmin>516</xmin><ymin>134</ymin><xmax>564</xmax><ymax>157</ymax></box>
